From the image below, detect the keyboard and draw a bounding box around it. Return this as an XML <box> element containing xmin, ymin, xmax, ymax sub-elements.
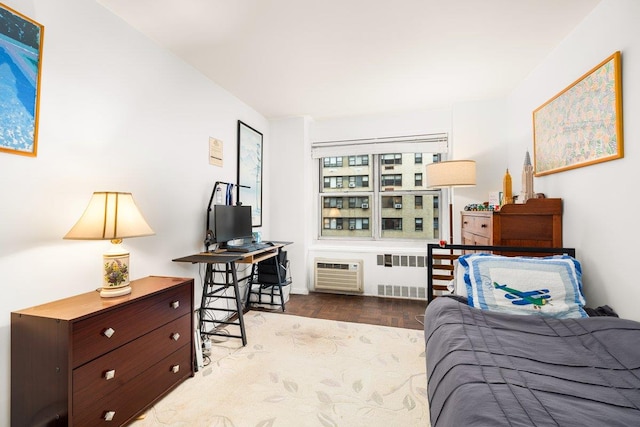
<box><xmin>225</xmin><ymin>242</ymin><xmax>273</xmax><ymax>253</ymax></box>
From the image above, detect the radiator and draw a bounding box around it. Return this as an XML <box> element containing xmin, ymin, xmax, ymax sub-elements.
<box><xmin>314</xmin><ymin>258</ymin><xmax>363</xmax><ymax>293</ymax></box>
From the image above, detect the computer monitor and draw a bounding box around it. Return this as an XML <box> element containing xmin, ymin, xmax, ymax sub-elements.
<box><xmin>213</xmin><ymin>205</ymin><xmax>252</xmax><ymax>246</ymax></box>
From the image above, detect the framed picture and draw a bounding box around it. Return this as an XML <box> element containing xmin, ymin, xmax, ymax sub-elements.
<box><xmin>533</xmin><ymin>51</ymin><xmax>623</xmax><ymax>176</ymax></box>
<box><xmin>0</xmin><ymin>4</ymin><xmax>44</xmax><ymax>157</ymax></box>
<box><xmin>237</xmin><ymin>120</ymin><xmax>263</xmax><ymax>227</ymax></box>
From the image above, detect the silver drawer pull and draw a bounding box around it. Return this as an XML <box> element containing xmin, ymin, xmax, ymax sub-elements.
<box><xmin>171</xmin><ymin>332</ymin><xmax>180</xmax><ymax>341</ymax></box>
<box><xmin>171</xmin><ymin>364</ymin><xmax>180</xmax><ymax>373</ymax></box>
<box><xmin>171</xmin><ymin>300</ymin><xmax>180</xmax><ymax>309</ymax></box>
<box><xmin>104</xmin><ymin>411</ymin><xmax>116</xmax><ymax>421</ymax></box>
<box><xmin>103</xmin><ymin>328</ymin><xmax>115</xmax><ymax>338</ymax></box>
<box><xmin>104</xmin><ymin>369</ymin><xmax>116</xmax><ymax>380</ymax></box>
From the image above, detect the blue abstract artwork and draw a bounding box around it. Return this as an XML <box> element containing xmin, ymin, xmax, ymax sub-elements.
<box><xmin>0</xmin><ymin>4</ymin><xmax>43</xmax><ymax>156</ymax></box>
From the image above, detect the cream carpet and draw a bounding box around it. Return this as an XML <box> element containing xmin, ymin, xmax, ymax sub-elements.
<box><xmin>132</xmin><ymin>311</ymin><xmax>430</xmax><ymax>426</ymax></box>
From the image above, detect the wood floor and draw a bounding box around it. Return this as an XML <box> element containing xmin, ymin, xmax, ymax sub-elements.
<box><xmin>264</xmin><ymin>292</ymin><xmax>428</xmax><ymax>331</ymax></box>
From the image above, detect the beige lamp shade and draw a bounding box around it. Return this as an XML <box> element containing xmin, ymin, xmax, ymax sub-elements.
<box><xmin>426</xmin><ymin>160</ymin><xmax>476</xmax><ymax>188</ymax></box>
<box><xmin>426</xmin><ymin>160</ymin><xmax>476</xmax><ymax>245</ymax></box>
<box><xmin>64</xmin><ymin>192</ymin><xmax>154</xmax><ymax>297</ymax></box>
<box><xmin>64</xmin><ymin>192</ymin><xmax>155</xmax><ymax>240</ymax></box>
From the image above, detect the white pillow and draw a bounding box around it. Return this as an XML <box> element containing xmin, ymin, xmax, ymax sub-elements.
<box><xmin>458</xmin><ymin>253</ymin><xmax>587</xmax><ymax>318</ymax></box>
<box><xmin>446</xmin><ymin>259</ymin><xmax>468</xmax><ymax>298</ymax></box>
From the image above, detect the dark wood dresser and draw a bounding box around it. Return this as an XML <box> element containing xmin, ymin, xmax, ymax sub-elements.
<box><xmin>461</xmin><ymin>198</ymin><xmax>563</xmax><ymax>248</ymax></box>
<box><xmin>11</xmin><ymin>276</ymin><xmax>194</xmax><ymax>427</ymax></box>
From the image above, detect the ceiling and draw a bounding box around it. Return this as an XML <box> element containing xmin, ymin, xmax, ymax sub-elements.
<box><xmin>97</xmin><ymin>0</ymin><xmax>601</xmax><ymax>119</ymax></box>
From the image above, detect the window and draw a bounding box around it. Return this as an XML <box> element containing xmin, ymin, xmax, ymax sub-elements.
<box><xmin>319</xmin><ymin>154</ymin><xmax>441</xmax><ymax>240</ymax></box>
<box><xmin>313</xmin><ymin>133</ymin><xmax>447</xmax><ymax>241</ymax></box>
<box><xmin>348</xmin><ymin>155</ymin><xmax>369</xmax><ymax>166</ymax></box>
<box><xmin>323</xmin><ymin>157</ymin><xmax>343</xmax><ymax>168</ymax></box>
<box><xmin>381</xmin><ymin>153</ymin><xmax>402</xmax><ymax>165</ymax></box>
<box><xmin>382</xmin><ymin>218</ymin><xmax>402</xmax><ymax>230</ymax></box>
<box><xmin>381</xmin><ymin>174</ymin><xmax>402</xmax><ymax>187</ymax></box>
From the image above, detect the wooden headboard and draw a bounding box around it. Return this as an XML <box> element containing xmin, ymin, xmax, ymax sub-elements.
<box><xmin>426</xmin><ymin>243</ymin><xmax>576</xmax><ymax>304</ymax></box>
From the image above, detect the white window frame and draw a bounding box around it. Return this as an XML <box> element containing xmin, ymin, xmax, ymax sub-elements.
<box><xmin>312</xmin><ymin>134</ymin><xmax>448</xmax><ymax>241</ymax></box>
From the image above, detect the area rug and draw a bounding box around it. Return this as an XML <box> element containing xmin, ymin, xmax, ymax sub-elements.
<box><xmin>132</xmin><ymin>311</ymin><xmax>430</xmax><ymax>426</ymax></box>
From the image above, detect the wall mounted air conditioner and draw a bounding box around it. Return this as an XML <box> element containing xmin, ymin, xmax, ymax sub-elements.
<box><xmin>394</xmin><ymin>203</ymin><xmax>402</xmax><ymax>209</ymax></box>
<box><xmin>349</xmin><ymin>225</ymin><xmax>355</xmax><ymax>230</ymax></box>
<box><xmin>348</xmin><ymin>183</ymin><xmax>356</xmax><ymax>188</ymax></box>
<box><xmin>336</xmin><ymin>225</ymin><xmax>343</xmax><ymax>230</ymax></box>
<box><xmin>314</xmin><ymin>258</ymin><xmax>363</xmax><ymax>293</ymax></box>
<box><xmin>361</xmin><ymin>203</ymin><xmax>369</xmax><ymax>209</ymax></box>
<box><xmin>336</xmin><ymin>183</ymin><xmax>343</xmax><ymax>188</ymax></box>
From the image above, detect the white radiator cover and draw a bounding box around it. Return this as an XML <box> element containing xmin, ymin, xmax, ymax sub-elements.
<box><xmin>314</xmin><ymin>258</ymin><xmax>363</xmax><ymax>293</ymax></box>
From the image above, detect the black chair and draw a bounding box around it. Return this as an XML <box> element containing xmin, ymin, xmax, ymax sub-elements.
<box><xmin>246</xmin><ymin>249</ymin><xmax>291</xmax><ymax>311</ymax></box>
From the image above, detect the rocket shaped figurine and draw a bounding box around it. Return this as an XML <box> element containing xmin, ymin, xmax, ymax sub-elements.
<box><xmin>521</xmin><ymin>151</ymin><xmax>535</xmax><ymax>203</ymax></box>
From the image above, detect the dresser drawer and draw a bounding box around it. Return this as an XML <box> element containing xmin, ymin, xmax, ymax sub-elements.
<box><xmin>73</xmin><ymin>313</ymin><xmax>191</xmax><ymax>403</ymax></box>
<box><xmin>461</xmin><ymin>213</ymin><xmax>492</xmax><ymax>239</ymax></box>
<box><xmin>462</xmin><ymin>230</ymin><xmax>491</xmax><ymax>246</ymax></box>
<box><xmin>73</xmin><ymin>345</ymin><xmax>192</xmax><ymax>426</ymax></box>
<box><xmin>71</xmin><ymin>283</ymin><xmax>191</xmax><ymax>368</ymax></box>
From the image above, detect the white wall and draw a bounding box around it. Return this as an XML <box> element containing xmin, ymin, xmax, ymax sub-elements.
<box><xmin>504</xmin><ymin>0</ymin><xmax>639</xmax><ymax>319</ymax></box>
<box><xmin>0</xmin><ymin>0</ymin><xmax>268</xmax><ymax>422</ymax></box>
<box><xmin>267</xmin><ymin>116</ymin><xmax>311</xmax><ymax>295</ymax></box>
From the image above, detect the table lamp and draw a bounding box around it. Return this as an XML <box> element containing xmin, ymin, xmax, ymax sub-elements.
<box><xmin>426</xmin><ymin>160</ymin><xmax>476</xmax><ymax>244</ymax></box>
<box><xmin>64</xmin><ymin>192</ymin><xmax>155</xmax><ymax>297</ymax></box>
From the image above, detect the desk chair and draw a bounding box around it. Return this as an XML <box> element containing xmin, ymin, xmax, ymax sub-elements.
<box><xmin>246</xmin><ymin>249</ymin><xmax>291</xmax><ymax>311</ymax></box>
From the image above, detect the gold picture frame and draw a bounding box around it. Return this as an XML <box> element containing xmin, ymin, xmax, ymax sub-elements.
<box><xmin>533</xmin><ymin>51</ymin><xmax>623</xmax><ymax>176</ymax></box>
<box><xmin>0</xmin><ymin>3</ymin><xmax>45</xmax><ymax>157</ymax></box>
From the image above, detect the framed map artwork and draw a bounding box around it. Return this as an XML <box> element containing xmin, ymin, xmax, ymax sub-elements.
<box><xmin>236</xmin><ymin>120</ymin><xmax>263</xmax><ymax>227</ymax></box>
<box><xmin>533</xmin><ymin>51</ymin><xmax>623</xmax><ymax>176</ymax></box>
<box><xmin>0</xmin><ymin>3</ymin><xmax>44</xmax><ymax>157</ymax></box>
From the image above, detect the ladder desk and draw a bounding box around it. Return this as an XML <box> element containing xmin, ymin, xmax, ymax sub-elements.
<box><xmin>172</xmin><ymin>252</ymin><xmax>247</xmax><ymax>345</ymax></box>
<box><xmin>173</xmin><ymin>243</ymin><xmax>288</xmax><ymax>346</ymax></box>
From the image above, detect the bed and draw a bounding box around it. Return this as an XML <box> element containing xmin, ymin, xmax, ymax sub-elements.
<box><xmin>424</xmin><ymin>244</ymin><xmax>640</xmax><ymax>427</ymax></box>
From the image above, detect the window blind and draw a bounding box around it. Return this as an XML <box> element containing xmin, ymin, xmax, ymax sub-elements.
<box><xmin>311</xmin><ymin>133</ymin><xmax>448</xmax><ymax>159</ymax></box>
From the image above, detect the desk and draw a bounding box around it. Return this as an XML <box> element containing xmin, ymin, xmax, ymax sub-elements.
<box><xmin>173</xmin><ymin>242</ymin><xmax>291</xmax><ymax>346</ymax></box>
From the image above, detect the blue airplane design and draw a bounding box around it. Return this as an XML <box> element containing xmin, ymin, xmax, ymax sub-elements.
<box><xmin>493</xmin><ymin>282</ymin><xmax>551</xmax><ymax>308</ymax></box>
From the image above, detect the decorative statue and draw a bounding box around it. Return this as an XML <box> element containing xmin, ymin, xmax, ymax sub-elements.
<box><xmin>520</xmin><ymin>151</ymin><xmax>535</xmax><ymax>203</ymax></box>
<box><xmin>502</xmin><ymin>168</ymin><xmax>513</xmax><ymax>206</ymax></box>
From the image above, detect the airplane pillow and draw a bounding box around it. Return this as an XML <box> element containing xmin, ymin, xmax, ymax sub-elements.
<box><xmin>458</xmin><ymin>253</ymin><xmax>587</xmax><ymax>318</ymax></box>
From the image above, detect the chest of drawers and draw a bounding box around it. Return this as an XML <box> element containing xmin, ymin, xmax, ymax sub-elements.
<box><xmin>11</xmin><ymin>276</ymin><xmax>194</xmax><ymax>426</ymax></box>
<box><xmin>460</xmin><ymin>210</ymin><xmax>493</xmax><ymax>245</ymax></box>
<box><xmin>461</xmin><ymin>198</ymin><xmax>563</xmax><ymax>248</ymax></box>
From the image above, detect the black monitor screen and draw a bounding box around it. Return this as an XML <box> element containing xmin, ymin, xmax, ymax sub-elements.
<box><xmin>213</xmin><ymin>205</ymin><xmax>252</xmax><ymax>245</ymax></box>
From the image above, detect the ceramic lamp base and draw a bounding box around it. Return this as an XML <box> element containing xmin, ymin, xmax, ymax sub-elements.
<box><xmin>100</xmin><ymin>284</ymin><xmax>132</xmax><ymax>298</ymax></box>
<box><xmin>102</xmin><ymin>240</ymin><xmax>131</xmax><ymax>298</ymax></box>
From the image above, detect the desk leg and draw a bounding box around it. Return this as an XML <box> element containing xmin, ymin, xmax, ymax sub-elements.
<box><xmin>244</xmin><ymin>263</ymin><xmax>257</xmax><ymax>310</ymax></box>
<box><xmin>198</xmin><ymin>264</ymin><xmax>214</xmax><ymax>336</ymax></box>
<box><xmin>229</xmin><ymin>262</ymin><xmax>247</xmax><ymax>346</ymax></box>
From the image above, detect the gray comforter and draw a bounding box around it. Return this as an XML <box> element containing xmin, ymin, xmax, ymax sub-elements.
<box><xmin>424</xmin><ymin>297</ymin><xmax>640</xmax><ymax>426</ymax></box>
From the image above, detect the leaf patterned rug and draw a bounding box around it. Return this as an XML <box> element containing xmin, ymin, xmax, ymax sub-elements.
<box><xmin>132</xmin><ymin>311</ymin><xmax>430</xmax><ymax>426</ymax></box>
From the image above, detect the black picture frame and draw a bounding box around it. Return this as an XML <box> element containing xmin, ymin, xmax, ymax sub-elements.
<box><xmin>236</xmin><ymin>120</ymin><xmax>263</xmax><ymax>227</ymax></box>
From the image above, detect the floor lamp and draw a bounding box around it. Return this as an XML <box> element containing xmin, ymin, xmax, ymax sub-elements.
<box><xmin>426</xmin><ymin>160</ymin><xmax>476</xmax><ymax>244</ymax></box>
